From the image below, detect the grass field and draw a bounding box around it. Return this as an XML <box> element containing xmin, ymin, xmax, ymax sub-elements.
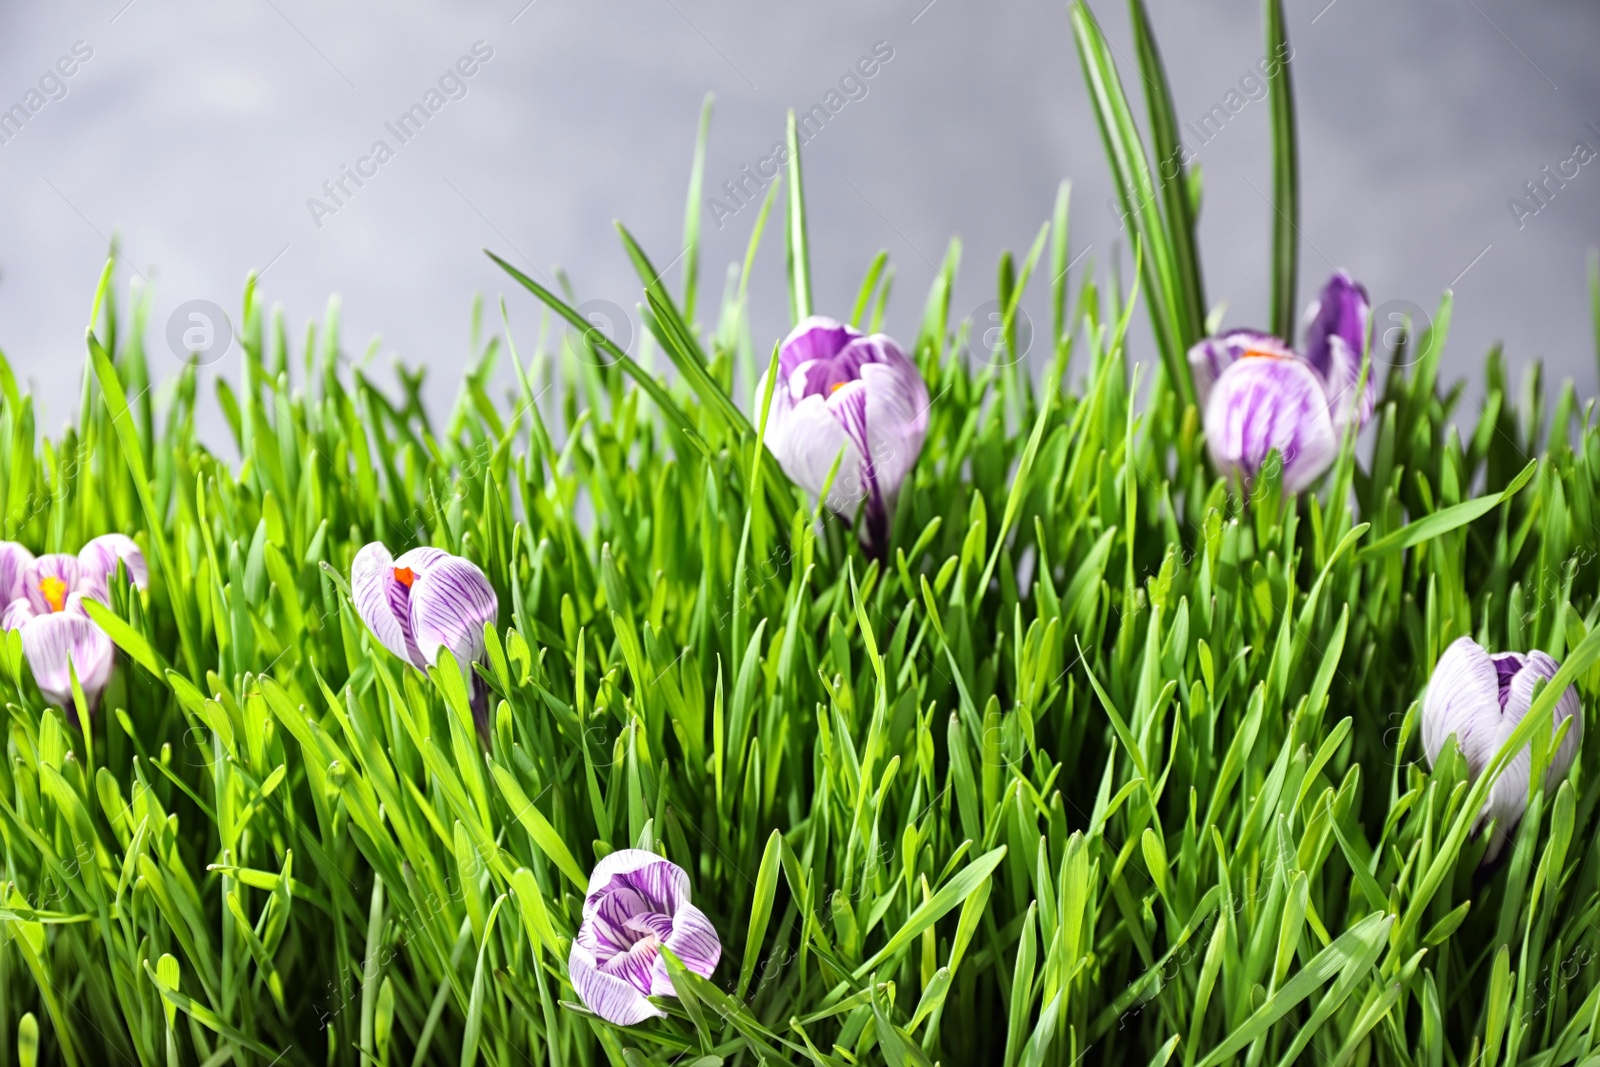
<box><xmin>0</xmin><ymin>2</ymin><xmax>1598</xmax><ymax>1065</ymax></box>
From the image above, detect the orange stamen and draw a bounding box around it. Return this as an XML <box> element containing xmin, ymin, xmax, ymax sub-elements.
<box><xmin>830</xmin><ymin>382</ymin><xmax>846</xmax><ymax>393</ymax></box>
<box><xmin>1243</xmin><ymin>347</ymin><xmax>1287</xmax><ymax>360</ymax></box>
<box><xmin>393</xmin><ymin>566</ymin><xmax>415</xmax><ymax>588</ymax></box>
<box><xmin>40</xmin><ymin>576</ymin><xmax>68</xmax><ymax>613</ymax></box>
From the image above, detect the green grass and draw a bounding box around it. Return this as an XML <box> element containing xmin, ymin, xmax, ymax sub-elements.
<box><xmin>1</xmin><ymin>3</ymin><xmax>1599</xmax><ymax>1065</ymax></box>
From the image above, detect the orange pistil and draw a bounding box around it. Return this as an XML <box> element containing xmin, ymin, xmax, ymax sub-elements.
<box><xmin>1242</xmin><ymin>347</ymin><xmax>1288</xmax><ymax>361</ymax></box>
<box><xmin>830</xmin><ymin>382</ymin><xmax>847</xmax><ymax>393</ymax></box>
<box><xmin>393</xmin><ymin>566</ymin><xmax>416</xmax><ymax>588</ymax></box>
<box><xmin>40</xmin><ymin>576</ymin><xmax>68</xmax><ymax>613</ymax></box>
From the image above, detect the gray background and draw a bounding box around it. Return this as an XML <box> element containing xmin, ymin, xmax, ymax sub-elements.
<box><xmin>1</xmin><ymin>0</ymin><xmax>1597</xmax><ymax>440</ymax></box>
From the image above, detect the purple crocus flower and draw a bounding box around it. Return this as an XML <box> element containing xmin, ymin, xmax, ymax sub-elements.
<box><xmin>569</xmin><ymin>849</ymin><xmax>721</xmax><ymax>1025</ymax></box>
<box><xmin>1</xmin><ymin>534</ymin><xmax>148</xmax><ymax>715</ymax></box>
<box><xmin>351</xmin><ymin>543</ymin><xmax>498</xmax><ymax>729</ymax></box>
<box><xmin>0</xmin><ymin>541</ymin><xmax>33</xmax><ymax>604</ymax></box>
<box><xmin>1422</xmin><ymin>636</ymin><xmax>1583</xmax><ymax>863</ymax></box>
<box><xmin>757</xmin><ymin>316</ymin><xmax>930</xmax><ymax>557</ymax></box>
<box><xmin>1189</xmin><ymin>272</ymin><xmax>1373</xmax><ymax>493</ymax></box>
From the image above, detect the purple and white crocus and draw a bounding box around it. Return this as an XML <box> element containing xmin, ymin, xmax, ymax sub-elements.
<box><xmin>569</xmin><ymin>850</ymin><xmax>721</xmax><ymax>1025</ymax></box>
<box><xmin>1189</xmin><ymin>271</ymin><xmax>1374</xmax><ymax>493</ymax></box>
<box><xmin>757</xmin><ymin>316</ymin><xmax>929</xmax><ymax>557</ymax></box>
<box><xmin>351</xmin><ymin>543</ymin><xmax>499</xmax><ymax>732</ymax></box>
<box><xmin>0</xmin><ymin>534</ymin><xmax>148</xmax><ymax>716</ymax></box>
<box><xmin>1422</xmin><ymin>636</ymin><xmax>1583</xmax><ymax>863</ymax></box>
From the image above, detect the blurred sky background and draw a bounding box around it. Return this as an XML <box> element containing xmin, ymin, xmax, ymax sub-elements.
<box><xmin>1</xmin><ymin>0</ymin><xmax>1597</xmax><ymax>442</ymax></box>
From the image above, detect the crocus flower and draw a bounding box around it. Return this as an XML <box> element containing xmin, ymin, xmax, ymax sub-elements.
<box><xmin>569</xmin><ymin>850</ymin><xmax>721</xmax><ymax>1025</ymax></box>
<box><xmin>351</xmin><ymin>543</ymin><xmax>498</xmax><ymax>729</ymax></box>
<box><xmin>1</xmin><ymin>534</ymin><xmax>148</xmax><ymax>715</ymax></box>
<box><xmin>1189</xmin><ymin>272</ymin><xmax>1373</xmax><ymax>493</ymax></box>
<box><xmin>757</xmin><ymin>316</ymin><xmax>929</xmax><ymax>556</ymax></box>
<box><xmin>1422</xmin><ymin>636</ymin><xmax>1583</xmax><ymax>862</ymax></box>
<box><xmin>0</xmin><ymin>541</ymin><xmax>32</xmax><ymax>604</ymax></box>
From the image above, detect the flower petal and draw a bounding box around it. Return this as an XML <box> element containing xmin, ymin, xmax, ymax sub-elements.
<box><xmin>760</xmin><ymin>382</ymin><xmax>860</xmax><ymax>505</ymax></box>
<box><xmin>19</xmin><ymin>610</ymin><xmax>114</xmax><ymax>709</ymax></box>
<box><xmin>855</xmin><ymin>338</ymin><xmax>930</xmax><ymax>499</ymax></box>
<box><xmin>0</xmin><ymin>542</ymin><xmax>35</xmax><ymax>604</ymax></box>
<box><xmin>1490</xmin><ymin>651</ymin><xmax>1524</xmax><ymax>701</ymax></box>
<box><xmin>1489</xmin><ymin>652</ymin><xmax>1584</xmax><ymax>845</ymax></box>
<box><xmin>625</xmin><ymin>912</ymin><xmax>676</xmax><ymax>941</ymax></box>
<box><xmin>1304</xmin><ymin>272</ymin><xmax>1371</xmax><ymax>380</ymax></box>
<box><xmin>568</xmin><ymin>939</ymin><xmax>664</xmax><ymax>1025</ymax></box>
<box><xmin>585</xmin><ymin>850</ymin><xmax>691</xmax><ymax>914</ymax></box>
<box><xmin>1422</xmin><ymin>636</ymin><xmax>1504</xmax><ymax>772</ymax></box>
<box><xmin>22</xmin><ymin>555</ymin><xmax>81</xmax><ymax>616</ymax></box>
<box><xmin>1304</xmin><ymin>273</ymin><xmax>1375</xmax><ymax>435</ymax></box>
<box><xmin>598</xmin><ymin>936</ymin><xmax>662</xmax><ymax>994</ymax></box>
<box><xmin>778</xmin><ymin>316</ymin><xmax>860</xmax><ymax>381</ymax></box>
<box><xmin>1186</xmin><ymin>329</ymin><xmax>1293</xmax><ymax>408</ymax></box>
<box><xmin>664</xmin><ymin>902</ymin><xmax>721</xmax><ymax>978</ymax></box>
<box><xmin>394</xmin><ymin>546</ymin><xmax>451</xmax><ymax>574</ymax></box>
<box><xmin>645</xmin><ymin>902</ymin><xmax>722</xmax><ymax>996</ymax></box>
<box><xmin>350</xmin><ymin>543</ymin><xmax>420</xmax><ymax>667</ymax></box>
<box><xmin>408</xmin><ymin>557</ymin><xmax>498</xmax><ymax>674</ymax></box>
<box><xmin>76</xmin><ymin>533</ymin><xmax>148</xmax><ymax>602</ymax></box>
<box><xmin>3</xmin><ymin>597</ymin><xmax>37</xmax><ymax>631</ymax></box>
<box><xmin>1203</xmin><ymin>357</ymin><xmax>1338</xmax><ymax>493</ymax></box>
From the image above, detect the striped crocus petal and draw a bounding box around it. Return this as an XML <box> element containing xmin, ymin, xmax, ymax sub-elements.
<box><xmin>23</xmin><ymin>554</ymin><xmax>82</xmax><ymax>616</ymax></box>
<box><xmin>850</xmin><ymin>335</ymin><xmax>930</xmax><ymax>499</ymax></box>
<box><xmin>1186</xmin><ymin>329</ymin><xmax>1294</xmax><ymax>408</ymax></box>
<box><xmin>1203</xmin><ymin>356</ymin><xmax>1338</xmax><ymax>494</ymax></box>
<box><xmin>655</xmin><ymin>902</ymin><xmax>722</xmax><ymax>988</ymax></box>
<box><xmin>1422</xmin><ymin>637</ymin><xmax>1584</xmax><ymax>863</ymax></box>
<box><xmin>1480</xmin><ymin>651</ymin><xmax>1583</xmax><ymax>861</ymax></box>
<box><xmin>2</xmin><ymin>598</ymin><xmax>36</xmax><ymax>631</ymax></box>
<box><xmin>585</xmin><ymin>849</ymin><xmax>691</xmax><ymax>912</ymax></box>
<box><xmin>18</xmin><ymin>600</ymin><xmax>115</xmax><ymax>711</ymax></box>
<box><xmin>777</xmin><ymin>315</ymin><xmax>861</xmax><ymax>382</ymax></box>
<box><xmin>759</xmin><ymin>379</ymin><xmax>860</xmax><ymax>501</ymax></box>
<box><xmin>351</xmin><ymin>542</ymin><xmax>420</xmax><ymax>667</ymax></box>
<box><xmin>408</xmin><ymin>555</ymin><xmax>498</xmax><ymax>675</ymax></box>
<box><xmin>1421</xmin><ymin>637</ymin><xmax>1503</xmax><ymax>772</ymax></box>
<box><xmin>0</xmin><ymin>542</ymin><xmax>35</xmax><ymax>604</ymax></box>
<box><xmin>568</xmin><ymin>940</ymin><xmax>663</xmax><ymax>1025</ymax></box>
<box><xmin>1304</xmin><ymin>271</ymin><xmax>1374</xmax><ymax>433</ymax></box>
<box><xmin>76</xmin><ymin>533</ymin><xmax>148</xmax><ymax>603</ymax></box>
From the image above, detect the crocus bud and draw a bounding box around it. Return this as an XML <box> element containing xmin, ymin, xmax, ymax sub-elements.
<box><xmin>1</xmin><ymin>533</ymin><xmax>147</xmax><ymax>718</ymax></box>
<box><xmin>1303</xmin><ymin>270</ymin><xmax>1374</xmax><ymax>432</ymax></box>
<box><xmin>351</xmin><ymin>543</ymin><xmax>499</xmax><ymax>732</ymax></box>
<box><xmin>1200</xmin><ymin>354</ymin><xmax>1339</xmax><ymax>494</ymax></box>
<box><xmin>1422</xmin><ymin>636</ymin><xmax>1583</xmax><ymax>862</ymax></box>
<box><xmin>757</xmin><ymin>316</ymin><xmax>929</xmax><ymax>557</ymax></box>
<box><xmin>569</xmin><ymin>849</ymin><xmax>721</xmax><ymax>1025</ymax></box>
<box><xmin>1188</xmin><ymin>271</ymin><xmax>1376</xmax><ymax>493</ymax></box>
